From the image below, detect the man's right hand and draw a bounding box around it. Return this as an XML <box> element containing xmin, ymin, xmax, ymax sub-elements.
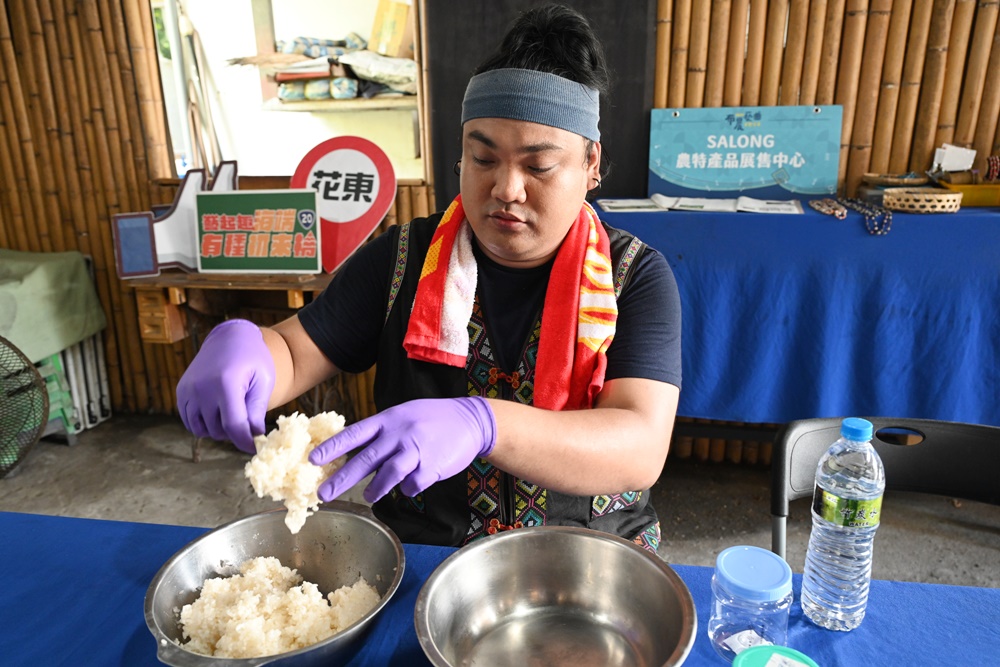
<box><xmin>176</xmin><ymin>319</ymin><xmax>275</xmax><ymax>453</ymax></box>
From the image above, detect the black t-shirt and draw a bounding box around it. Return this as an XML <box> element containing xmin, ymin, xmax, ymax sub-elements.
<box><xmin>298</xmin><ymin>223</ymin><xmax>682</xmax><ymax>388</ymax></box>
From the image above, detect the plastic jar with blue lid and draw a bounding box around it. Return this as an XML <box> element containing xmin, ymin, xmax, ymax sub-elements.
<box><xmin>708</xmin><ymin>545</ymin><xmax>794</xmax><ymax>662</ymax></box>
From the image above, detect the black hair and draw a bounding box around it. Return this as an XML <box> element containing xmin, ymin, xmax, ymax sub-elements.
<box><xmin>472</xmin><ymin>4</ymin><xmax>612</xmax><ymax>182</ymax></box>
<box><xmin>473</xmin><ymin>4</ymin><xmax>610</xmax><ymax>98</ymax></box>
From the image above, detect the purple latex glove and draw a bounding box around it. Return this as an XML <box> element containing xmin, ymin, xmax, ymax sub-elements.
<box><xmin>176</xmin><ymin>319</ymin><xmax>275</xmax><ymax>453</ymax></box>
<box><xmin>309</xmin><ymin>396</ymin><xmax>497</xmax><ymax>503</ymax></box>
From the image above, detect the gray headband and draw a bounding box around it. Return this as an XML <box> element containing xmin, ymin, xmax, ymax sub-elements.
<box><xmin>461</xmin><ymin>68</ymin><xmax>601</xmax><ymax>141</ymax></box>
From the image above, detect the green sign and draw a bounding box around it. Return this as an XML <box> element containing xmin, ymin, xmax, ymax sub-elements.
<box><xmin>195</xmin><ymin>190</ymin><xmax>320</xmax><ymax>273</ymax></box>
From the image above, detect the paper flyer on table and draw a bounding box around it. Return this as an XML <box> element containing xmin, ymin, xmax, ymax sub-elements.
<box><xmin>595</xmin><ymin>198</ymin><xmax>667</xmax><ymax>212</ymax></box>
<box><xmin>598</xmin><ymin>195</ymin><xmax>803</xmax><ymax>214</ymax></box>
<box><xmin>671</xmin><ymin>197</ymin><xmax>739</xmax><ymax>212</ymax></box>
<box><xmin>735</xmin><ymin>197</ymin><xmax>803</xmax><ymax>214</ymax></box>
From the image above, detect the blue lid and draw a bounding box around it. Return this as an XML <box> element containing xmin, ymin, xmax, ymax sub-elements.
<box><xmin>841</xmin><ymin>417</ymin><xmax>873</xmax><ymax>441</ymax></box>
<box><xmin>715</xmin><ymin>545</ymin><xmax>792</xmax><ymax>602</ymax></box>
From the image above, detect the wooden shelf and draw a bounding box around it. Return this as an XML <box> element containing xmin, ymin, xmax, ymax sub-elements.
<box><xmin>129</xmin><ymin>271</ymin><xmax>334</xmax><ymax>343</ymax></box>
<box><xmin>129</xmin><ymin>270</ymin><xmax>333</xmax><ymax>293</ymax></box>
<box><xmin>262</xmin><ymin>95</ymin><xmax>417</xmax><ymax>113</ymax></box>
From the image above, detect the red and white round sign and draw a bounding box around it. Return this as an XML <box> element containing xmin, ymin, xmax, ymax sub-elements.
<box><xmin>291</xmin><ymin>136</ymin><xmax>396</xmax><ymax>273</ymax></box>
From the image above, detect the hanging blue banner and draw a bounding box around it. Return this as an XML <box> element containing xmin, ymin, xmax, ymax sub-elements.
<box><xmin>649</xmin><ymin>105</ymin><xmax>842</xmax><ymax>198</ymax></box>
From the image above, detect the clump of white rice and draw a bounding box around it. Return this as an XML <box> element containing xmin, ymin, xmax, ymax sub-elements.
<box><xmin>179</xmin><ymin>556</ymin><xmax>380</xmax><ymax>658</ymax></box>
<box><xmin>245</xmin><ymin>411</ymin><xmax>347</xmax><ymax>533</ymax></box>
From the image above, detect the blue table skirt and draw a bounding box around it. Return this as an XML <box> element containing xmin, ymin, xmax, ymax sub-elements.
<box><xmin>598</xmin><ymin>204</ymin><xmax>1000</xmax><ymax>426</ymax></box>
<box><xmin>1</xmin><ymin>512</ymin><xmax>997</xmax><ymax>666</ymax></box>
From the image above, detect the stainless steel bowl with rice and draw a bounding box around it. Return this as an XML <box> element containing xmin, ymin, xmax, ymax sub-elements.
<box><xmin>145</xmin><ymin>502</ymin><xmax>404</xmax><ymax>666</ymax></box>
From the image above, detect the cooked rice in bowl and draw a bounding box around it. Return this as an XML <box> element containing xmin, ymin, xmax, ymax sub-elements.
<box><xmin>180</xmin><ymin>556</ymin><xmax>380</xmax><ymax>658</ymax></box>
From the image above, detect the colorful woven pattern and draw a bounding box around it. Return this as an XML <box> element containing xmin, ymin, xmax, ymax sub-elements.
<box><xmin>592</xmin><ymin>491</ymin><xmax>642</xmax><ymax>517</ymax></box>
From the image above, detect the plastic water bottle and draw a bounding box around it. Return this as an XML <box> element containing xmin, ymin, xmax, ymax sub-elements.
<box><xmin>800</xmin><ymin>417</ymin><xmax>885</xmax><ymax>631</ymax></box>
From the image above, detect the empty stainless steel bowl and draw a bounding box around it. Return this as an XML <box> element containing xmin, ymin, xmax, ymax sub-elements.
<box><xmin>145</xmin><ymin>502</ymin><xmax>404</xmax><ymax>666</ymax></box>
<box><xmin>415</xmin><ymin>526</ymin><xmax>696</xmax><ymax>667</ymax></box>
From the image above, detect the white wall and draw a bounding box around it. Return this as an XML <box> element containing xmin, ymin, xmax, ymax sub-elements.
<box><xmin>172</xmin><ymin>0</ymin><xmax>422</xmax><ymax>179</ymax></box>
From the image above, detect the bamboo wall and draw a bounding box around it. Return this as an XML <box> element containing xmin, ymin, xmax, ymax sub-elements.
<box><xmin>654</xmin><ymin>0</ymin><xmax>1000</xmax><ymax>196</ymax></box>
<box><xmin>0</xmin><ymin>0</ymin><xmax>433</xmax><ymax>420</ymax></box>
<box><xmin>4</xmin><ymin>0</ymin><xmax>999</xmax><ymax>440</ymax></box>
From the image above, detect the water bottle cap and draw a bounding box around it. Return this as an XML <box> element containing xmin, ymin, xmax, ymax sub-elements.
<box><xmin>715</xmin><ymin>545</ymin><xmax>792</xmax><ymax>602</ymax></box>
<box><xmin>841</xmin><ymin>417</ymin><xmax>873</xmax><ymax>441</ymax></box>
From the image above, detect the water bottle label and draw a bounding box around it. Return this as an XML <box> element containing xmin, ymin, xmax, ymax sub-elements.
<box><xmin>812</xmin><ymin>489</ymin><xmax>883</xmax><ymax>527</ymax></box>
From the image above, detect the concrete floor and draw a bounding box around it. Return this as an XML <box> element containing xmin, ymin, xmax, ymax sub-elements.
<box><xmin>2</xmin><ymin>413</ymin><xmax>998</xmax><ymax>588</ymax></box>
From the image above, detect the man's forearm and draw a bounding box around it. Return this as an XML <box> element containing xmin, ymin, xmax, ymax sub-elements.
<box><xmin>484</xmin><ymin>378</ymin><xmax>678</xmax><ymax>495</ymax></box>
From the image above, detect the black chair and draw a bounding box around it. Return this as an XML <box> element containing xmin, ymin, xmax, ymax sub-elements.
<box><xmin>770</xmin><ymin>417</ymin><xmax>1000</xmax><ymax>560</ymax></box>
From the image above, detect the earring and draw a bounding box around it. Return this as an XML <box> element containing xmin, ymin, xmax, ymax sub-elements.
<box><xmin>590</xmin><ymin>177</ymin><xmax>602</xmax><ymax>191</ymax></box>
<box><xmin>453</xmin><ymin>160</ymin><xmax>462</xmax><ymax>176</ymax></box>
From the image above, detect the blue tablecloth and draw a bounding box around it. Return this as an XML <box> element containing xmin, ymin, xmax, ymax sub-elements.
<box><xmin>1</xmin><ymin>511</ymin><xmax>997</xmax><ymax>665</ymax></box>
<box><xmin>597</xmin><ymin>204</ymin><xmax>1000</xmax><ymax>426</ymax></box>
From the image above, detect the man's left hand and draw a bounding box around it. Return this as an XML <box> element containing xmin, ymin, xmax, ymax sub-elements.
<box><xmin>309</xmin><ymin>396</ymin><xmax>497</xmax><ymax>503</ymax></box>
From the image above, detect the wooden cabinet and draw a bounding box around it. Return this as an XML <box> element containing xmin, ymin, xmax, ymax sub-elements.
<box><xmin>135</xmin><ymin>287</ymin><xmax>188</xmax><ymax>344</ymax></box>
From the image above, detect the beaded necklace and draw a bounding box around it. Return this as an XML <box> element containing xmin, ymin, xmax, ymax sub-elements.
<box><xmin>987</xmin><ymin>155</ymin><xmax>1000</xmax><ymax>182</ymax></box>
<box><xmin>837</xmin><ymin>197</ymin><xmax>892</xmax><ymax>236</ymax></box>
<box><xmin>808</xmin><ymin>198</ymin><xmax>847</xmax><ymax>219</ymax></box>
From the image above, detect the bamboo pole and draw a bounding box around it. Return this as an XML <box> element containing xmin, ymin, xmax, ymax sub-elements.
<box><xmin>96</xmin><ymin>2</ymin><xmax>143</xmax><ymax>213</ymax></box>
<box><xmin>726</xmin><ymin>439</ymin><xmax>743</xmax><ymax>464</ymax></box>
<box><xmin>705</xmin><ymin>0</ymin><xmax>731</xmax><ymax>108</ymax></box>
<box><xmin>397</xmin><ymin>184</ymin><xmax>413</xmax><ymax>226</ymax></box>
<box><xmin>834</xmin><ymin>1</ymin><xmax>870</xmax><ymax>191</ymax></box>
<box><xmin>107</xmin><ymin>0</ymin><xmax>153</xmax><ymax>210</ymax></box>
<box><xmin>415</xmin><ymin>0</ymin><xmax>434</xmax><ymax>187</ymax></box>
<box><xmin>724</xmin><ymin>0</ymin><xmax>750</xmax><ymax>106</ymax></box>
<box><xmin>779</xmin><ymin>0</ymin><xmax>810</xmax><ymax>105</ymax></box>
<box><xmin>123</xmin><ymin>0</ymin><xmax>172</xmax><ymax>179</ymax></box>
<box><xmin>799</xmin><ymin>0</ymin><xmax>829</xmax><ymax>105</ymax></box>
<box><xmin>935</xmin><ymin>0</ymin><xmax>977</xmax><ymax>147</ymax></box>
<box><xmin>710</xmin><ymin>436</ymin><xmax>726</xmax><ymax>463</ymax></box>
<box><xmin>654</xmin><ymin>0</ymin><xmax>673</xmax><ymax>108</ymax></box>
<box><xmin>954</xmin><ymin>2</ymin><xmax>1000</xmax><ymax>148</ymax></box>
<box><xmin>93</xmin><ymin>0</ymin><xmax>153</xmax><ymax>407</ymax></box>
<box><xmin>38</xmin><ymin>0</ymin><xmax>87</xmax><ymax>254</ymax></box>
<box><xmin>888</xmin><ymin>0</ymin><xmax>934</xmax><ymax>173</ymax></box>
<box><xmin>816</xmin><ymin>0</ymin><xmax>847</xmax><ymax>105</ymax></box>
<box><xmin>909</xmin><ymin>0</ymin><xmax>957</xmax><ymax>173</ymax></box>
<box><xmin>0</xmin><ymin>198</ymin><xmax>8</xmax><ymax>248</ymax></box>
<box><xmin>0</xmin><ymin>96</ymin><xmax>30</xmax><ymax>250</ymax></box>
<box><xmin>24</xmin><ymin>0</ymin><xmax>74</xmax><ymax>252</ymax></box>
<box><xmin>686</xmin><ymin>1</ymin><xmax>711</xmax><ymax>107</ymax></box>
<box><xmin>669</xmin><ymin>0</ymin><xmax>692</xmax><ymax>107</ymax></box>
<box><xmin>845</xmin><ymin>1</ymin><xmax>892</xmax><ymax>196</ymax></box>
<box><xmin>743</xmin><ymin>0</ymin><xmax>769</xmax><ymax>104</ymax></box>
<box><xmin>993</xmin><ymin>109</ymin><xmax>1000</xmax><ymax>158</ymax></box>
<box><xmin>869</xmin><ymin>0</ymin><xmax>914</xmax><ymax>174</ymax></box>
<box><xmin>0</xmin><ymin>3</ymin><xmax>32</xmax><ymax>251</ymax></box>
<box><xmin>759</xmin><ymin>0</ymin><xmax>788</xmax><ymax>106</ymax></box>
<box><xmin>73</xmin><ymin>1</ymin><xmax>145</xmax><ymax>412</ymax></box>
<box><xmin>56</xmin><ymin>0</ymin><xmax>125</xmax><ymax>410</ymax></box>
<box><xmin>971</xmin><ymin>25</ymin><xmax>1000</xmax><ymax>174</ymax></box>
<box><xmin>4</xmin><ymin>1</ymin><xmax>58</xmax><ymax>253</ymax></box>
<box><xmin>383</xmin><ymin>197</ymin><xmax>398</xmax><ymax>233</ymax></box>
<box><xmin>412</xmin><ymin>184</ymin><xmax>431</xmax><ymax>219</ymax></box>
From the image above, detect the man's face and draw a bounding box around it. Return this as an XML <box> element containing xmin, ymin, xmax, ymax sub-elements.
<box><xmin>460</xmin><ymin>117</ymin><xmax>600</xmax><ymax>268</ymax></box>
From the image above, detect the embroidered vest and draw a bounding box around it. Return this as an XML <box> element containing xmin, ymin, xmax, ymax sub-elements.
<box><xmin>371</xmin><ymin>213</ymin><xmax>661</xmax><ymax>553</ymax></box>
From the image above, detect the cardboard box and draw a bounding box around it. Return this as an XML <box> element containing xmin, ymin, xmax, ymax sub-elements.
<box><xmin>370</xmin><ymin>0</ymin><xmax>414</xmax><ymax>60</ymax></box>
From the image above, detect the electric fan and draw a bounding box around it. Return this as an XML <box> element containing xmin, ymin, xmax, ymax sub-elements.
<box><xmin>0</xmin><ymin>335</ymin><xmax>49</xmax><ymax>478</ymax></box>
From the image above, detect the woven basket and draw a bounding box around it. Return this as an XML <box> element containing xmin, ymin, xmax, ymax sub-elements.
<box><xmin>862</xmin><ymin>172</ymin><xmax>930</xmax><ymax>187</ymax></box>
<box><xmin>882</xmin><ymin>187</ymin><xmax>962</xmax><ymax>213</ymax></box>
